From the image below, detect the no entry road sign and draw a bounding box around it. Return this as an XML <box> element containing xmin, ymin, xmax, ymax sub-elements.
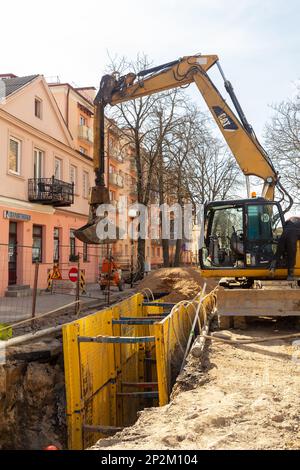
<box><xmin>69</xmin><ymin>267</ymin><xmax>79</xmax><ymax>283</ymax></box>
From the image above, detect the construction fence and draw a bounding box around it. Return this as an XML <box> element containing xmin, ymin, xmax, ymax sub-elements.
<box><xmin>0</xmin><ymin>243</ymin><xmax>111</xmax><ymax>337</ymax></box>
<box><xmin>0</xmin><ymin>239</ymin><xmax>145</xmax><ymax>336</ymax></box>
<box><xmin>63</xmin><ymin>289</ymin><xmax>217</xmax><ymax>450</ymax></box>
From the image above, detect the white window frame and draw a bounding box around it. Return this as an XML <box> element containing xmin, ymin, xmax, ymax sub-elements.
<box><xmin>35</xmin><ymin>97</ymin><xmax>42</xmax><ymax>119</ymax></box>
<box><xmin>79</xmin><ymin>115</ymin><xmax>86</xmax><ymax>126</ymax></box>
<box><xmin>83</xmin><ymin>170</ymin><xmax>89</xmax><ymax>198</ymax></box>
<box><xmin>8</xmin><ymin>137</ymin><xmax>21</xmax><ymax>175</ymax></box>
<box><xmin>70</xmin><ymin>164</ymin><xmax>77</xmax><ymax>192</ymax></box>
<box><xmin>33</xmin><ymin>148</ymin><xmax>44</xmax><ymax>179</ymax></box>
<box><xmin>54</xmin><ymin>157</ymin><xmax>62</xmax><ymax>180</ymax></box>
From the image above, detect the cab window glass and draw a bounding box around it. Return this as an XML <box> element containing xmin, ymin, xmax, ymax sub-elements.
<box><xmin>247</xmin><ymin>204</ymin><xmax>283</xmax><ymax>240</ymax></box>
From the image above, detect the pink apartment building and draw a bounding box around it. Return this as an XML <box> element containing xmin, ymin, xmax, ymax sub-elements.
<box><xmin>0</xmin><ymin>73</ymin><xmax>163</xmax><ymax>295</ymax></box>
<box><xmin>0</xmin><ymin>74</ymin><xmax>99</xmax><ymax>293</ymax></box>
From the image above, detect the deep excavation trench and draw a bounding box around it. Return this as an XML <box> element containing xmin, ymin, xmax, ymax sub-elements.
<box><xmin>0</xmin><ymin>268</ymin><xmax>216</xmax><ymax>450</ymax></box>
<box><xmin>0</xmin><ymin>338</ymin><xmax>66</xmax><ymax>450</ymax></box>
<box><xmin>0</xmin><ymin>303</ymin><xmax>181</xmax><ymax>450</ymax></box>
<box><xmin>2</xmin><ymin>268</ymin><xmax>300</xmax><ymax>450</ymax></box>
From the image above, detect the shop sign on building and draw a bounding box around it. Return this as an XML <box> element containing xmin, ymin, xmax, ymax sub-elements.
<box><xmin>3</xmin><ymin>210</ymin><xmax>31</xmax><ymax>221</ymax></box>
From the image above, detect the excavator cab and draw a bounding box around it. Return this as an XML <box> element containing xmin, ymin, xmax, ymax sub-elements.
<box><xmin>200</xmin><ymin>198</ymin><xmax>285</xmax><ymax>274</ymax></box>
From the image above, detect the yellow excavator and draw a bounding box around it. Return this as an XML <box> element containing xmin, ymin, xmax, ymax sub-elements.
<box><xmin>75</xmin><ymin>53</ymin><xmax>300</xmax><ymax>324</ymax></box>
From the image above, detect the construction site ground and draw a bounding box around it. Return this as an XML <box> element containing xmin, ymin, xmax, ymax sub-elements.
<box><xmin>91</xmin><ymin>320</ymin><xmax>300</xmax><ymax>450</ymax></box>
<box><xmin>3</xmin><ymin>267</ymin><xmax>300</xmax><ymax>450</ymax></box>
<box><xmin>90</xmin><ymin>267</ymin><xmax>300</xmax><ymax>451</ymax></box>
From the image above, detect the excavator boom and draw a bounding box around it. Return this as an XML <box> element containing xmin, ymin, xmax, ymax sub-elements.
<box><xmin>75</xmin><ymin>52</ymin><xmax>292</xmax><ymax>250</ymax></box>
<box><xmin>105</xmin><ymin>54</ymin><xmax>278</xmax><ymax>200</ymax></box>
<box><xmin>73</xmin><ymin>51</ymin><xmax>300</xmax><ymax>329</ymax></box>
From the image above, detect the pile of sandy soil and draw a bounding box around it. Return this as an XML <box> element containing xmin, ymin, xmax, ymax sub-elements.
<box><xmin>137</xmin><ymin>267</ymin><xmax>217</xmax><ymax>302</ymax></box>
<box><xmin>91</xmin><ymin>321</ymin><xmax>300</xmax><ymax>450</ymax></box>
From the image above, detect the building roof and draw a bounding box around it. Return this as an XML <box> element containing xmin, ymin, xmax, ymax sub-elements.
<box><xmin>0</xmin><ymin>74</ymin><xmax>38</xmax><ymax>97</ymax></box>
<box><xmin>49</xmin><ymin>82</ymin><xmax>94</xmax><ymax>107</ymax></box>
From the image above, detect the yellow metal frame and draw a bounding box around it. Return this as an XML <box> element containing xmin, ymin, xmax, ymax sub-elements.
<box><xmin>63</xmin><ymin>291</ymin><xmax>216</xmax><ymax>449</ymax></box>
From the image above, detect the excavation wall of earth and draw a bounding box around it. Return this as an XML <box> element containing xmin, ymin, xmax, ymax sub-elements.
<box><xmin>0</xmin><ymin>337</ymin><xmax>66</xmax><ymax>450</ymax></box>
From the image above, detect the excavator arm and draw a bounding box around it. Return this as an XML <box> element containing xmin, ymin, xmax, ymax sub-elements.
<box><xmin>76</xmin><ymin>52</ymin><xmax>293</xmax><ymax>245</ymax></box>
<box><xmin>101</xmin><ymin>53</ymin><xmax>278</xmax><ymax>200</ymax></box>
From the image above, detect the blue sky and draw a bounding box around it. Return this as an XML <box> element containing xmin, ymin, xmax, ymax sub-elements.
<box><xmin>1</xmin><ymin>0</ymin><xmax>299</xmax><ymax>138</ymax></box>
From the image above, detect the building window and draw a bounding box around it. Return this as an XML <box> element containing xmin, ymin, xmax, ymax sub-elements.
<box><xmin>152</xmin><ymin>247</ymin><xmax>155</xmax><ymax>257</ymax></box>
<box><xmin>147</xmin><ymin>246</ymin><xmax>150</xmax><ymax>257</ymax></box>
<box><xmin>109</xmin><ymin>190</ymin><xmax>115</xmax><ymax>201</ymax></box>
<box><xmin>83</xmin><ymin>243</ymin><xmax>88</xmax><ymax>262</ymax></box>
<box><xmin>32</xmin><ymin>225</ymin><xmax>43</xmax><ymax>262</ymax></box>
<box><xmin>70</xmin><ymin>164</ymin><xmax>77</xmax><ymax>191</ymax></box>
<box><xmin>83</xmin><ymin>171</ymin><xmax>89</xmax><ymax>198</ymax></box>
<box><xmin>54</xmin><ymin>158</ymin><xmax>62</xmax><ymax>180</ymax></box>
<box><xmin>157</xmin><ymin>247</ymin><xmax>160</xmax><ymax>257</ymax></box>
<box><xmin>35</xmin><ymin>98</ymin><xmax>42</xmax><ymax>118</ymax></box>
<box><xmin>79</xmin><ymin>147</ymin><xmax>86</xmax><ymax>155</ymax></box>
<box><xmin>53</xmin><ymin>227</ymin><xmax>60</xmax><ymax>263</ymax></box>
<box><xmin>125</xmin><ymin>245</ymin><xmax>128</xmax><ymax>256</ymax></box>
<box><xmin>79</xmin><ymin>115</ymin><xmax>86</xmax><ymax>126</ymax></box>
<box><xmin>69</xmin><ymin>229</ymin><xmax>77</xmax><ymax>261</ymax></box>
<box><xmin>9</xmin><ymin>137</ymin><xmax>21</xmax><ymax>175</ymax></box>
<box><xmin>34</xmin><ymin>148</ymin><xmax>44</xmax><ymax>179</ymax></box>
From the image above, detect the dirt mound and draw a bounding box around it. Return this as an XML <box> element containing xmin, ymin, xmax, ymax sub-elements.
<box><xmin>138</xmin><ymin>267</ymin><xmax>217</xmax><ymax>302</ymax></box>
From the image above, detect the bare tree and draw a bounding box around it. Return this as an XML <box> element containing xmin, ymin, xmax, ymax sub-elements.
<box><xmin>265</xmin><ymin>87</ymin><xmax>300</xmax><ymax>204</ymax></box>
<box><xmin>105</xmin><ymin>53</ymin><xmax>241</xmax><ymax>269</ymax></box>
<box><xmin>161</xmin><ymin>105</ymin><xmax>241</xmax><ymax>266</ymax></box>
<box><xmin>145</xmin><ymin>90</ymin><xmax>185</xmax><ymax>266</ymax></box>
<box><xmin>105</xmin><ymin>54</ymin><xmax>184</xmax><ymax>273</ymax></box>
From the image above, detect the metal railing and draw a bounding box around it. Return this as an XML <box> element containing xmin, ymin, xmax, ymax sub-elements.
<box><xmin>109</xmin><ymin>148</ymin><xmax>124</xmax><ymax>163</ymax></box>
<box><xmin>28</xmin><ymin>177</ymin><xmax>74</xmax><ymax>207</ymax></box>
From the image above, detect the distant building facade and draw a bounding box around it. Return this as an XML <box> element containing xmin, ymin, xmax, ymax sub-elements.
<box><xmin>0</xmin><ymin>74</ymin><xmax>99</xmax><ymax>293</ymax></box>
<box><xmin>0</xmin><ymin>73</ymin><xmax>163</xmax><ymax>294</ymax></box>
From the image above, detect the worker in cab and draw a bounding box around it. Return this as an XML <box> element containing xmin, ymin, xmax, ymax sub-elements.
<box><xmin>270</xmin><ymin>217</ymin><xmax>300</xmax><ymax>280</ymax></box>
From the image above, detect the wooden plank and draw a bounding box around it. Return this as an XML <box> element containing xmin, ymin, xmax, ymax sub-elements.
<box><xmin>217</xmin><ymin>288</ymin><xmax>300</xmax><ymax>316</ymax></box>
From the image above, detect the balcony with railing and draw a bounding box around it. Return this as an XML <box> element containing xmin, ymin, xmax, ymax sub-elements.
<box><xmin>109</xmin><ymin>147</ymin><xmax>124</xmax><ymax>163</ymax></box>
<box><xmin>109</xmin><ymin>173</ymin><xmax>124</xmax><ymax>188</ymax></box>
<box><xmin>78</xmin><ymin>125</ymin><xmax>93</xmax><ymax>143</ymax></box>
<box><xmin>28</xmin><ymin>177</ymin><xmax>74</xmax><ymax>207</ymax></box>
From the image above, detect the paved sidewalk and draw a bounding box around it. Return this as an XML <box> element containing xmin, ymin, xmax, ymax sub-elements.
<box><xmin>0</xmin><ymin>283</ymin><xmax>135</xmax><ymax>323</ymax></box>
